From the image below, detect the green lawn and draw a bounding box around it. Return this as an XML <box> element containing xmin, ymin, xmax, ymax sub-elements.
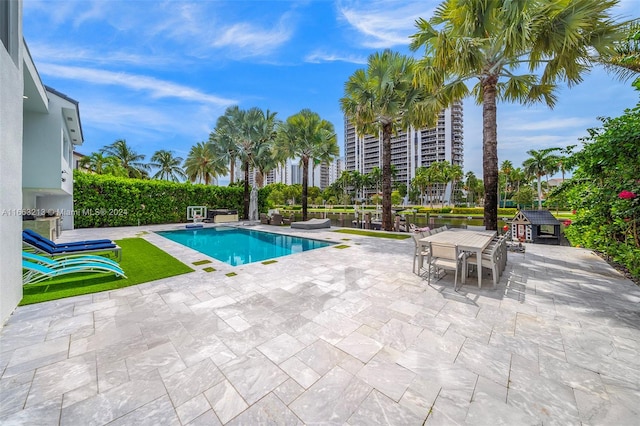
<box><xmin>20</xmin><ymin>238</ymin><xmax>194</xmax><ymax>305</ymax></box>
<box><xmin>332</xmin><ymin>229</ymin><xmax>411</xmax><ymax>240</ymax></box>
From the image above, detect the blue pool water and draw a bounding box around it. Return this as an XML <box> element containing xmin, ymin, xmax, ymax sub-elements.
<box><xmin>157</xmin><ymin>226</ymin><xmax>334</xmax><ymax>266</ymax></box>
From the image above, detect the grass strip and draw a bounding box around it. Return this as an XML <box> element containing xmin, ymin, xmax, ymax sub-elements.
<box><xmin>334</xmin><ymin>244</ymin><xmax>350</xmax><ymax>249</ymax></box>
<box><xmin>261</xmin><ymin>260</ymin><xmax>278</xmax><ymax>265</ymax></box>
<box><xmin>225</xmin><ymin>272</ymin><xmax>237</xmax><ymax>277</ymax></box>
<box><xmin>20</xmin><ymin>238</ymin><xmax>194</xmax><ymax>305</ymax></box>
<box><xmin>203</xmin><ymin>267</ymin><xmax>216</xmax><ymax>272</ymax></box>
<box><xmin>192</xmin><ymin>259</ymin><xmax>212</xmax><ymax>266</ymax></box>
<box><xmin>332</xmin><ymin>229</ymin><xmax>411</xmax><ymax>240</ymax></box>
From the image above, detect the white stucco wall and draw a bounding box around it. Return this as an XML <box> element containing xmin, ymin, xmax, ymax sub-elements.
<box><xmin>0</xmin><ymin>1</ymin><xmax>24</xmax><ymax>326</ymax></box>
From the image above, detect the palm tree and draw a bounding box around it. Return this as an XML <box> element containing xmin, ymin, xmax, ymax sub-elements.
<box><xmin>149</xmin><ymin>150</ymin><xmax>186</xmax><ymax>182</ymax></box>
<box><xmin>523</xmin><ymin>148</ymin><xmax>560</xmax><ymax>210</ymax></box>
<box><xmin>100</xmin><ymin>139</ymin><xmax>149</xmax><ymax>178</ymax></box>
<box><xmin>448</xmin><ymin>163</ymin><xmax>464</xmax><ymax>206</ymax></box>
<box><xmin>410</xmin><ymin>0</ymin><xmax>624</xmax><ymax>229</ymax></box>
<box><xmin>275</xmin><ymin>109</ymin><xmax>338</xmax><ymax>221</ymax></box>
<box><xmin>341</xmin><ymin>50</ymin><xmax>438</xmax><ymax>231</ymax></box>
<box><xmin>209</xmin><ymin>127</ymin><xmax>239</xmax><ymax>185</ymax></box>
<box><xmin>500</xmin><ymin>160</ymin><xmax>514</xmax><ymax>208</ymax></box>
<box><xmin>464</xmin><ymin>171</ymin><xmax>478</xmax><ymax>206</ymax></box>
<box><xmin>79</xmin><ymin>152</ymin><xmax>110</xmax><ymax>174</ymax></box>
<box><xmin>183</xmin><ymin>142</ymin><xmax>227</xmax><ymax>185</ymax></box>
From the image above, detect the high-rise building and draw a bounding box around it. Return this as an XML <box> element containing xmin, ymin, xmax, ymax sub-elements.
<box><xmin>344</xmin><ymin>102</ymin><xmax>463</xmax><ymax>201</ymax></box>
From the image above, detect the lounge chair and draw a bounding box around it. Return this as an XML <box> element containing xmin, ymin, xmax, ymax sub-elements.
<box><xmin>23</xmin><ymin>251</ymin><xmax>122</xmax><ymax>270</ymax></box>
<box><xmin>270</xmin><ymin>213</ymin><xmax>283</xmax><ymax>226</ymax></box>
<box><xmin>290</xmin><ymin>218</ymin><xmax>331</xmax><ymax>229</ymax></box>
<box><xmin>22</xmin><ymin>258</ymin><xmax>126</xmax><ymax>285</ymax></box>
<box><xmin>22</xmin><ymin>230</ymin><xmax>122</xmax><ymax>261</ymax></box>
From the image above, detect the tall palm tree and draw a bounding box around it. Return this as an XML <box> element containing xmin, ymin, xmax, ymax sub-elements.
<box><xmin>100</xmin><ymin>139</ymin><xmax>149</xmax><ymax>178</ymax></box>
<box><xmin>410</xmin><ymin>0</ymin><xmax>624</xmax><ymax>229</ymax></box>
<box><xmin>448</xmin><ymin>163</ymin><xmax>464</xmax><ymax>206</ymax></box>
<box><xmin>275</xmin><ymin>109</ymin><xmax>338</xmax><ymax>221</ymax></box>
<box><xmin>209</xmin><ymin>127</ymin><xmax>239</xmax><ymax>185</ymax></box>
<box><xmin>79</xmin><ymin>152</ymin><xmax>110</xmax><ymax>174</ymax></box>
<box><xmin>500</xmin><ymin>160</ymin><xmax>514</xmax><ymax>208</ymax></box>
<box><xmin>341</xmin><ymin>50</ymin><xmax>438</xmax><ymax>231</ymax></box>
<box><xmin>183</xmin><ymin>142</ymin><xmax>227</xmax><ymax>185</ymax></box>
<box><xmin>149</xmin><ymin>150</ymin><xmax>186</xmax><ymax>182</ymax></box>
<box><xmin>523</xmin><ymin>148</ymin><xmax>559</xmax><ymax>210</ymax></box>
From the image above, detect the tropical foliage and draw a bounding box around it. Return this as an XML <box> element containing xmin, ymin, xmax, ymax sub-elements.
<box><xmin>341</xmin><ymin>49</ymin><xmax>439</xmax><ymax>231</ymax></box>
<box><xmin>409</xmin><ymin>0</ymin><xmax>624</xmax><ymax>229</ymax></box>
<box><xmin>275</xmin><ymin>109</ymin><xmax>338</xmax><ymax>221</ymax></box>
<box><xmin>100</xmin><ymin>139</ymin><xmax>150</xmax><ymax>179</ymax></box>
<box><xmin>183</xmin><ymin>142</ymin><xmax>227</xmax><ymax>185</ymax></box>
<box><xmin>149</xmin><ymin>150</ymin><xmax>186</xmax><ymax>182</ymax></box>
<box><xmin>561</xmin><ymin>102</ymin><xmax>640</xmax><ymax>279</ymax></box>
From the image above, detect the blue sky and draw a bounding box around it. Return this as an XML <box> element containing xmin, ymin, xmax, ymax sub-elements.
<box><xmin>24</xmin><ymin>0</ymin><xmax>639</xmax><ymax>183</ymax></box>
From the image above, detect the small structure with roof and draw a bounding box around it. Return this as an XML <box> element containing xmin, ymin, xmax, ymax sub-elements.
<box><xmin>511</xmin><ymin>210</ymin><xmax>561</xmax><ymax>244</ymax></box>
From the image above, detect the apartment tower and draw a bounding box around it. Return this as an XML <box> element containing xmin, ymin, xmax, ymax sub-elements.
<box><xmin>344</xmin><ymin>102</ymin><xmax>463</xmax><ymax>202</ymax></box>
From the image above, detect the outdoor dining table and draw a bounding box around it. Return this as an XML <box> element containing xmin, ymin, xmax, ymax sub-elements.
<box><xmin>420</xmin><ymin>229</ymin><xmax>497</xmax><ymax>288</ymax></box>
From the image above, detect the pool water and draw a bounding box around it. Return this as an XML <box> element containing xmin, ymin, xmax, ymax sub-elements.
<box><xmin>157</xmin><ymin>226</ymin><xmax>334</xmax><ymax>266</ymax></box>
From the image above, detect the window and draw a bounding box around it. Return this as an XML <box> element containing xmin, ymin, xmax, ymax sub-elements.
<box><xmin>0</xmin><ymin>0</ymin><xmax>19</xmax><ymax>65</ymax></box>
<box><xmin>539</xmin><ymin>224</ymin><xmax>555</xmax><ymax>236</ymax></box>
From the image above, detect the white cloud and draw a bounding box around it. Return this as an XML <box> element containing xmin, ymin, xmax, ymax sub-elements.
<box><xmin>38</xmin><ymin>63</ymin><xmax>236</xmax><ymax>106</ymax></box>
<box><xmin>501</xmin><ymin>117</ymin><xmax>593</xmax><ymax>132</ymax></box>
<box><xmin>28</xmin><ymin>43</ymin><xmax>174</xmax><ymax>68</ymax></box>
<box><xmin>338</xmin><ymin>0</ymin><xmax>434</xmax><ymax>48</ymax></box>
<box><xmin>212</xmin><ymin>18</ymin><xmax>294</xmax><ymax>57</ymax></box>
<box><xmin>304</xmin><ymin>50</ymin><xmax>367</xmax><ymax>64</ymax></box>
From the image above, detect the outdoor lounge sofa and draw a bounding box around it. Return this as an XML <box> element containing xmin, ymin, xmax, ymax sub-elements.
<box><xmin>290</xmin><ymin>218</ymin><xmax>331</xmax><ymax>230</ymax></box>
<box><xmin>22</xmin><ymin>229</ymin><xmax>122</xmax><ymax>261</ymax></box>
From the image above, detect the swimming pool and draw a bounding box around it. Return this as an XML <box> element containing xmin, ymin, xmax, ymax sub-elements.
<box><xmin>156</xmin><ymin>226</ymin><xmax>334</xmax><ymax>266</ymax></box>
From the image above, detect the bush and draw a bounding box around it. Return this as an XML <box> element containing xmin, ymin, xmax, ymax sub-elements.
<box><xmin>73</xmin><ymin>172</ymin><xmax>254</xmax><ymax>228</ymax></box>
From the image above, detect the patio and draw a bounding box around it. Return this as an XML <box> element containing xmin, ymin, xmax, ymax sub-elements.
<box><xmin>1</xmin><ymin>223</ymin><xmax>639</xmax><ymax>425</ymax></box>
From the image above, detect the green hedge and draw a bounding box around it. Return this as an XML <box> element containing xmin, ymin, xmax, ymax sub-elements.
<box><xmin>72</xmin><ymin>172</ymin><xmax>265</xmax><ymax>228</ymax></box>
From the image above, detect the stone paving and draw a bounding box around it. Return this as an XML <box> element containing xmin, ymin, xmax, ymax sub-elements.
<box><xmin>1</xmin><ymin>223</ymin><xmax>639</xmax><ymax>425</ymax></box>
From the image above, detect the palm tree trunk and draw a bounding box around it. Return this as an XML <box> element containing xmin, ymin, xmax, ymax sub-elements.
<box><xmin>381</xmin><ymin>122</ymin><xmax>393</xmax><ymax>231</ymax></box>
<box><xmin>482</xmin><ymin>76</ymin><xmax>499</xmax><ymax>231</ymax></box>
<box><xmin>243</xmin><ymin>160</ymin><xmax>250</xmax><ymax>219</ymax></box>
<box><xmin>230</xmin><ymin>156</ymin><xmax>235</xmax><ymax>184</ymax></box>
<box><xmin>537</xmin><ymin>176</ymin><xmax>542</xmax><ymax>210</ymax></box>
<box><xmin>302</xmin><ymin>157</ymin><xmax>309</xmax><ymax>221</ymax></box>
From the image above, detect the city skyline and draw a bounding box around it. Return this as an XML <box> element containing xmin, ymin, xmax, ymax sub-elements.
<box><xmin>23</xmin><ymin>0</ymin><xmax>639</xmax><ymax>184</ymax></box>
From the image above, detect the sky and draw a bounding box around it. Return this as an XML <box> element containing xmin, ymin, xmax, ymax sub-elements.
<box><xmin>23</xmin><ymin>0</ymin><xmax>640</xmax><ymax>184</ymax></box>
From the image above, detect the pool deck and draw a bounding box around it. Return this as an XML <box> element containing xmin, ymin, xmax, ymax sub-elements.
<box><xmin>1</xmin><ymin>222</ymin><xmax>639</xmax><ymax>425</ymax></box>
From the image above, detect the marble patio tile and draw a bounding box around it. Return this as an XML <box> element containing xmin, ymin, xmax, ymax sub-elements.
<box><xmin>508</xmin><ymin>354</ymin><xmax>581</xmax><ymax>425</ymax></box>
<box><xmin>125</xmin><ymin>341</ymin><xmax>186</xmax><ymax>380</ymax></box>
<box><xmin>424</xmin><ymin>388</ymin><xmax>472</xmax><ymax>425</ymax></box>
<box><xmin>388</xmin><ymin>299</ymin><xmax>423</xmax><ymax>317</ymax></box>
<box><xmin>108</xmin><ymin>395</ymin><xmax>180</xmax><ymax>426</ymax></box>
<box><xmin>294</xmin><ymin>338</ymin><xmax>348</xmax><ymax>376</ymax></box>
<box><xmin>69</xmin><ymin>321</ymin><xmax>143</xmax><ymax>359</ymax></box>
<box><xmin>3</xmin><ymin>335</ymin><xmax>69</xmax><ymax>378</ymax></box>
<box><xmin>408</xmin><ymin>312</ymin><xmax>451</xmax><ymax>336</ymax></box>
<box><xmin>0</xmin><ymin>395</ymin><xmax>62</xmax><ymax>426</ymax></box>
<box><xmin>225</xmin><ymin>315</ymin><xmax>252</xmax><ymax>332</ymax></box>
<box><xmin>189</xmin><ymin>296</ymin><xmax>238</xmax><ymax>315</ymax></box>
<box><xmin>455</xmin><ymin>338</ymin><xmax>512</xmax><ymax>387</ymax></box>
<box><xmin>0</xmin><ymin>381</ymin><xmax>30</xmax><ymax>418</ymax></box>
<box><xmin>46</xmin><ymin>313</ymin><xmax>94</xmax><ymax>340</ymax></box>
<box><xmin>73</xmin><ymin>298</ymin><xmax>119</xmax><ymax>315</ymax></box>
<box><xmin>219</xmin><ymin>349</ymin><xmax>288</xmax><ymax>405</ymax></box>
<box><xmin>227</xmin><ymin>392</ymin><xmax>302</xmax><ymax>425</ymax></box>
<box><xmin>203</xmin><ymin>379</ymin><xmax>248</xmax><ymax>424</ymax></box>
<box><xmin>97</xmin><ymin>359</ymin><xmax>129</xmax><ymax>393</ymax></box>
<box><xmin>163</xmin><ymin>358</ymin><xmax>224</xmax><ymax>407</ymax></box>
<box><xmin>336</xmin><ymin>331</ymin><xmax>383</xmax><ymax>363</ymax></box>
<box><xmin>514</xmin><ymin>313</ymin><xmax>565</xmax><ymax>351</ymax></box>
<box><xmin>398</xmin><ymin>375</ymin><xmax>440</xmax><ymax>419</ymax></box>
<box><xmin>62</xmin><ymin>381</ymin><xmax>98</xmax><ymax>408</ymax></box>
<box><xmin>488</xmin><ymin>330</ymin><xmax>540</xmax><ymax>363</ymax></box>
<box><xmin>311</xmin><ymin>310</ymin><xmax>361</xmax><ymax>337</ymax></box>
<box><xmin>539</xmin><ymin>352</ymin><xmax>607</xmax><ymax>396</ymax></box>
<box><xmin>372</xmin><ymin>318</ymin><xmax>422</xmax><ymax>352</ymax></box>
<box><xmin>60</xmin><ymin>378</ymin><xmax>166</xmax><ymax>426</ymax></box>
<box><xmin>274</xmin><ymin>378</ymin><xmax>305</xmax><ymax>405</ymax></box>
<box><xmin>26</xmin><ymin>352</ymin><xmax>97</xmax><ymax>407</ymax></box>
<box><xmin>574</xmin><ymin>381</ymin><xmax>640</xmax><ymax>425</ymax></box>
<box><xmin>176</xmin><ymin>394</ymin><xmax>211</xmax><ymax>425</ymax></box>
<box><xmin>466</xmin><ymin>391</ymin><xmax>541</xmax><ymax>425</ymax></box>
<box><xmin>279</xmin><ymin>356</ymin><xmax>321</xmax><ymax>389</ymax></box>
<box><xmin>216</xmin><ymin>324</ymin><xmax>280</xmax><ymax>356</ymax></box>
<box><xmin>172</xmin><ymin>332</ymin><xmax>237</xmax><ymax>368</ymax></box>
<box><xmin>257</xmin><ymin>333</ymin><xmax>306</xmax><ymax>364</ymax></box>
<box><xmin>356</xmin><ymin>354</ymin><xmax>416</xmax><ymax>402</ymax></box>
<box><xmin>347</xmin><ymin>389</ymin><xmax>424</xmax><ymax>426</ymax></box>
<box><xmin>289</xmin><ymin>366</ymin><xmax>372</xmax><ymax>425</ymax></box>
<box><xmin>187</xmin><ymin>410</ymin><xmax>222</xmax><ymax>426</ymax></box>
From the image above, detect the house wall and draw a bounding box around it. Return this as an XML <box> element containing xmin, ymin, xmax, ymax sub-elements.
<box><xmin>0</xmin><ymin>0</ymin><xmax>23</xmax><ymax>325</ymax></box>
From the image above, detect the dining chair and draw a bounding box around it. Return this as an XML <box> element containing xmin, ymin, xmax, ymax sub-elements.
<box><xmin>412</xmin><ymin>234</ymin><xmax>430</xmax><ymax>275</ymax></box>
<box><xmin>426</xmin><ymin>242</ymin><xmax>465</xmax><ymax>289</ymax></box>
<box><xmin>464</xmin><ymin>242</ymin><xmax>500</xmax><ymax>288</ymax></box>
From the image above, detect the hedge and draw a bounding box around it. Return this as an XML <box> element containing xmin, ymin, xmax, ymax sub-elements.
<box><xmin>72</xmin><ymin>172</ymin><xmax>266</xmax><ymax>228</ymax></box>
